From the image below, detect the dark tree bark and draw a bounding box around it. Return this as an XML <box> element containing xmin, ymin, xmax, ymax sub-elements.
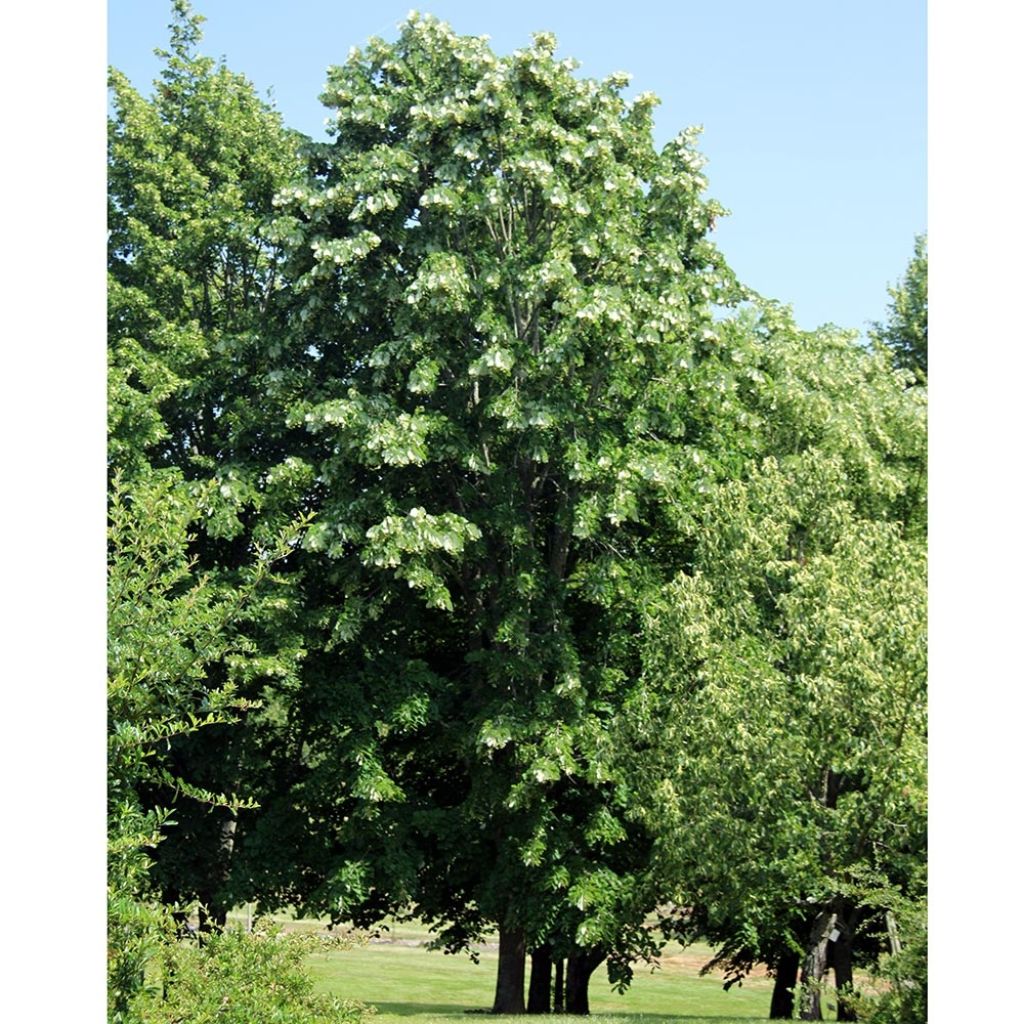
<box><xmin>527</xmin><ymin>946</ymin><xmax>553</xmax><ymax>1013</ymax></box>
<box><xmin>565</xmin><ymin>948</ymin><xmax>606</xmax><ymax>1015</ymax></box>
<box><xmin>196</xmin><ymin>903</ymin><xmax>227</xmax><ymax>934</ymax></box>
<box><xmin>769</xmin><ymin>948</ymin><xmax>801</xmax><ymax>1019</ymax></box>
<box><xmin>493</xmin><ymin>923</ymin><xmax>527</xmax><ymax>1014</ymax></box>
<box><xmin>553</xmin><ymin>958</ymin><xmax>565</xmax><ymax>1014</ymax></box>
<box><xmin>799</xmin><ymin>910</ymin><xmax>837</xmax><ymax>1021</ymax></box>
<box><xmin>832</xmin><ymin>927</ymin><xmax>857</xmax><ymax>1021</ymax></box>
<box><xmin>194</xmin><ymin>811</ymin><xmax>236</xmax><ymax>938</ymax></box>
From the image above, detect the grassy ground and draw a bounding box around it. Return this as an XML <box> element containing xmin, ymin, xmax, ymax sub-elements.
<box><xmin>304</xmin><ymin>940</ymin><xmax>779</xmax><ymax>1022</ymax></box>
<box><xmin>230</xmin><ymin>911</ymin><xmax>848</xmax><ymax>1022</ymax></box>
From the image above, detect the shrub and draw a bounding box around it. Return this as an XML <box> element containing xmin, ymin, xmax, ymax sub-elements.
<box><xmin>857</xmin><ymin>898</ymin><xmax>927</xmax><ymax>1024</ymax></box>
<box><xmin>131</xmin><ymin>923</ymin><xmax>366</xmax><ymax>1024</ymax></box>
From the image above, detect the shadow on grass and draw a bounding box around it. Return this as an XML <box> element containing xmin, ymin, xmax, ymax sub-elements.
<box><xmin>591</xmin><ymin>1016</ymin><xmax>767</xmax><ymax>1022</ymax></box>
<box><xmin>589</xmin><ymin>1016</ymin><xmax>765</xmax><ymax>1022</ymax></box>
<box><xmin>367</xmin><ymin>1006</ymin><xmax>767</xmax><ymax>1022</ymax></box>
<box><xmin>367</xmin><ymin>1004</ymin><xmax>482</xmax><ymax>1017</ymax></box>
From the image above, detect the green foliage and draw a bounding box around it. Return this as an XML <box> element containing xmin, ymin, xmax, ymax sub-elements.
<box><xmin>261</xmin><ymin>12</ymin><xmax>751</xmax><ymax>982</ymax></box>
<box><xmin>107</xmin><ymin>466</ymin><xmax>308</xmax><ymax>1020</ymax></box>
<box><xmin>108</xmin><ymin>0</ymin><xmax>313</xmax><ymax>930</ymax></box>
<box><xmin>857</xmin><ymin>895</ymin><xmax>927</xmax><ymax>1023</ymax></box>
<box><xmin>108</xmin><ymin>0</ymin><xmax>304</xmax><ymax>504</ymax></box>
<box><xmin>109</xmin><ymin>7</ymin><xmax>928</xmax><ymax>1015</ymax></box>
<box><xmin>107</xmin><ymin>471</ymin><xmax>242</xmax><ymax>1018</ymax></box>
<box><xmin>132</xmin><ymin>923</ymin><xmax>365</xmax><ymax>1024</ymax></box>
<box><xmin>107</xmin><ymin>31</ymin><xmax>312</xmax><ymax>978</ymax></box>
<box><xmin>871</xmin><ymin>235</ymin><xmax>927</xmax><ymax>382</ymax></box>
<box><xmin>624</xmin><ymin>301</ymin><xmax>926</xmax><ymax>993</ymax></box>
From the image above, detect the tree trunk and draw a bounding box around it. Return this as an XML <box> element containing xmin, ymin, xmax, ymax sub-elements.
<box><xmin>799</xmin><ymin>910</ymin><xmax>837</xmax><ymax>1021</ymax></box>
<box><xmin>565</xmin><ymin>948</ymin><xmax>605</xmax><ymax>1015</ymax></box>
<box><xmin>832</xmin><ymin>927</ymin><xmax>857</xmax><ymax>1021</ymax></box>
<box><xmin>196</xmin><ymin>903</ymin><xmax>227</xmax><ymax>934</ymax></box>
<box><xmin>553</xmin><ymin>958</ymin><xmax>565</xmax><ymax>1013</ymax></box>
<box><xmin>197</xmin><ymin>812</ymin><xmax>236</xmax><ymax>937</ymax></box>
<box><xmin>885</xmin><ymin>911</ymin><xmax>902</xmax><ymax>956</ymax></box>
<box><xmin>527</xmin><ymin>946</ymin><xmax>553</xmax><ymax>1013</ymax></box>
<box><xmin>493</xmin><ymin>923</ymin><xmax>527</xmax><ymax>1014</ymax></box>
<box><xmin>769</xmin><ymin>948</ymin><xmax>800</xmax><ymax>1019</ymax></box>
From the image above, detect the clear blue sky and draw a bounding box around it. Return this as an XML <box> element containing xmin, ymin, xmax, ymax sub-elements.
<box><xmin>107</xmin><ymin>0</ymin><xmax>925</xmax><ymax>334</ymax></box>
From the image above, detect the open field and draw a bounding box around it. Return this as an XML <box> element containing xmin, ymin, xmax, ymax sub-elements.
<box><xmin>305</xmin><ymin>941</ymin><xmax>778</xmax><ymax>1022</ymax></box>
<box><xmin>225</xmin><ymin>911</ymin><xmax>857</xmax><ymax>1021</ymax></box>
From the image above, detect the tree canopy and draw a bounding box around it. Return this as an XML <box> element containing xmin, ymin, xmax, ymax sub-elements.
<box><xmin>259</xmin><ymin>13</ymin><xmax>762</xmax><ymax>1010</ymax></box>
<box><xmin>625</xmin><ymin>307</ymin><xmax>926</xmax><ymax>1019</ymax></box>
<box><xmin>871</xmin><ymin>234</ymin><xmax>927</xmax><ymax>382</ymax></box>
<box><xmin>107</xmin><ymin>7</ymin><xmax>927</xmax><ymax>1021</ymax></box>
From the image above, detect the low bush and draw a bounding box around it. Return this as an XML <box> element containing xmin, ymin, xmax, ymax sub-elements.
<box><xmin>130</xmin><ymin>922</ymin><xmax>366</xmax><ymax>1024</ymax></box>
<box><xmin>855</xmin><ymin>898</ymin><xmax>927</xmax><ymax>1024</ymax></box>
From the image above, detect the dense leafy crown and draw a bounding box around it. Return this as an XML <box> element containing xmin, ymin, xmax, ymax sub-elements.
<box><xmin>623</xmin><ymin>303</ymin><xmax>926</xmax><ymax>990</ymax></box>
<box><xmin>259</xmin><ymin>11</ymin><xmax>757</xmax><ymax>952</ymax></box>
<box><xmin>108</xmin><ymin>0</ymin><xmax>304</xmax><ymax>519</ymax></box>
<box><xmin>268</xmin><ymin>12</ymin><xmax>746</xmax><ymax>614</ymax></box>
<box><xmin>107</xmin><ymin>6</ymin><xmax>927</xmax><ymax>1015</ymax></box>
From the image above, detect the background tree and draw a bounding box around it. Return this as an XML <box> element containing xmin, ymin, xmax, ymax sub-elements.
<box><xmin>870</xmin><ymin>235</ymin><xmax>927</xmax><ymax>382</ymax></box>
<box><xmin>108</xmin><ymin>0</ymin><xmax>316</xmax><ymax>927</ymax></box>
<box><xmin>623</xmin><ymin>305</ymin><xmax>927</xmax><ymax>1021</ymax></box>
<box><xmin>109</xmin><ymin>0</ymin><xmax>305</xmax><ymax>481</ymax></box>
<box><xmin>106</xmin><ymin>10</ymin><xmax>352</xmax><ymax>1016</ymax></box>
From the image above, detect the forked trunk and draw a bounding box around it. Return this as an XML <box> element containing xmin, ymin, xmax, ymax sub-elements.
<box><xmin>493</xmin><ymin>923</ymin><xmax>527</xmax><ymax>1014</ymax></box>
<box><xmin>565</xmin><ymin>947</ymin><xmax>605</xmax><ymax>1015</ymax></box>
<box><xmin>196</xmin><ymin>812</ymin><xmax>236</xmax><ymax>938</ymax></box>
<box><xmin>799</xmin><ymin>910</ymin><xmax>837</xmax><ymax>1020</ymax></box>
<box><xmin>832</xmin><ymin>927</ymin><xmax>857</xmax><ymax>1021</ymax></box>
<box><xmin>769</xmin><ymin>947</ymin><xmax>800</xmax><ymax>1019</ymax></box>
<box><xmin>527</xmin><ymin>946</ymin><xmax>553</xmax><ymax>1013</ymax></box>
<box><xmin>553</xmin><ymin>958</ymin><xmax>565</xmax><ymax>1013</ymax></box>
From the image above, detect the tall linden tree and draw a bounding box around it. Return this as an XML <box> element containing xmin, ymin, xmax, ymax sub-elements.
<box><xmin>267</xmin><ymin>13</ymin><xmax>749</xmax><ymax>1012</ymax></box>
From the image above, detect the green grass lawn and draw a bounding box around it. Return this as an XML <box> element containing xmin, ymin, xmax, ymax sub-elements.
<box><xmin>304</xmin><ymin>938</ymin><xmax>788</xmax><ymax>1023</ymax></box>
<box><xmin>229</xmin><ymin>911</ymin><xmax>849</xmax><ymax>1022</ymax></box>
